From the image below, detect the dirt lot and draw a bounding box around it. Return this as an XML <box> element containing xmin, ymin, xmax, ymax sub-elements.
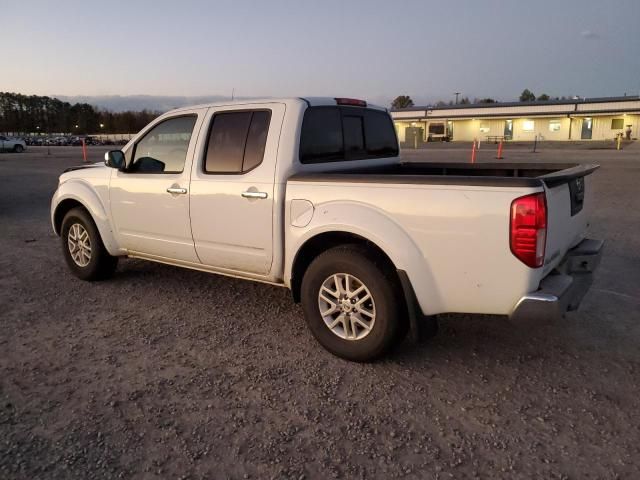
<box><xmin>1</xmin><ymin>145</ymin><xmax>640</xmax><ymax>479</ymax></box>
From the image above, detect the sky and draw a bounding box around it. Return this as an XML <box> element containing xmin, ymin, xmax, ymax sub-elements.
<box><xmin>2</xmin><ymin>0</ymin><xmax>639</xmax><ymax>108</ymax></box>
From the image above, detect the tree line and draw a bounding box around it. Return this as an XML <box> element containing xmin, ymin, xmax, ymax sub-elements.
<box><xmin>391</xmin><ymin>89</ymin><xmax>569</xmax><ymax>109</ymax></box>
<box><xmin>0</xmin><ymin>92</ymin><xmax>161</xmax><ymax>135</ymax></box>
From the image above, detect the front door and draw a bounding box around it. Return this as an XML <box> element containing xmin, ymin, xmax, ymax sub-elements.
<box><xmin>189</xmin><ymin>103</ymin><xmax>285</xmax><ymax>275</ymax></box>
<box><xmin>581</xmin><ymin>118</ymin><xmax>593</xmax><ymax>139</ymax></box>
<box><xmin>110</xmin><ymin>111</ymin><xmax>205</xmax><ymax>262</ymax></box>
<box><xmin>446</xmin><ymin>121</ymin><xmax>454</xmax><ymax>141</ymax></box>
<box><xmin>504</xmin><ymin>120</ymin><xmax>513</xmax><ymax>140</ymax></box>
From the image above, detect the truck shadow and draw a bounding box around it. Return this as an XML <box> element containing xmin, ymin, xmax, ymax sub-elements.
<box><xmin>108</xmin><ymin>258</ymin><xmax>603</xmax><ymax>370</ymax></box>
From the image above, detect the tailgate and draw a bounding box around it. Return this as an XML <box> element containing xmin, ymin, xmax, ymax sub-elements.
<box><xmin>541</xmin><ymin>165</ymin><xmax>599</xmax><ymax>275</ymax></box>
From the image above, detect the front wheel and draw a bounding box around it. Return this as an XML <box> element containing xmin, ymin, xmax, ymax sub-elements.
<box><xmin>61</xmin><ymin>207</ymin><xmax>118</xmax><ymax>281</ymax></box>
<box><xmin>13</xmin><ymin>144</ymin><xmax>24</xmax><ymax>153</ymax></box>
<box><xmin>301</xmin><ymin>245</ymin><xmax>406</xmax><ymax>362</ymax></box>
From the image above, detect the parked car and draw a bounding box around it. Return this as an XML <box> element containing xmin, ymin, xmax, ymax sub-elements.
<box><xmin>27</xmin><ymin>137</ymin><xmax>45</xmax><ymax>146</ymax></box>
<box><xmin>0</xmin><ymin>135</ymin><xmax>26</xmax><ymax>152</ymax></box>
<box><xmin>50</xmin><ymin>97</ymin><xmax>603</xmax><ymax>361</ymax></box>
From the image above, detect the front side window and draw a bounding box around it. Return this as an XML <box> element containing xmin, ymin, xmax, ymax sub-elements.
<box><xmin>204</xmin><ymin>110</ymin><xmax>271</xmax><ymax>173</ymax></box>
<box><xmin>129</xmin><ymin>115</ymin><xmax>197</xmax><ymax>173</ymax></box>
<box><xmin>299</xmin><ymin>106</ymin><xmax>398</xmax><ymax>164</ymax></box>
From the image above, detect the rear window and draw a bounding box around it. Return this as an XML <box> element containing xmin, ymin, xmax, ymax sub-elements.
<box><xmin>299</xmin><ymin>106</ymin><xmax>398</xmax><ymax>164</ymax></box>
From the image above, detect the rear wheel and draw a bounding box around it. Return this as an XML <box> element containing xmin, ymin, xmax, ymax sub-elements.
<box><xmin>13</xmin><ymin>144</ymin><xmax>24</xmax><ymax>153</ymax></box>
<box><xmin>301</xmin><ymin>245</ymin><xmax>405</xmax><ymax>361</ymax></box>
<box><xmin>61</xmin><ymin>207</ymin><xmax>118</xmax><ymax>281</ymax></box>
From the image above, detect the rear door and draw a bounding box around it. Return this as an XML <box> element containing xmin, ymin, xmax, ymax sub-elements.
<box><xmin>189</xmin><ymin>103</ymin><xmax>285</xmax><ymax>275</ymax></box>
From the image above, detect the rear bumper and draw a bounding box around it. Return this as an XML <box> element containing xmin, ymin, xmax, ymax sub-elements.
<box><xmin>509</xmin><ymin>238</ymin><xmax>603</xmax><ymax>322</ymax></box>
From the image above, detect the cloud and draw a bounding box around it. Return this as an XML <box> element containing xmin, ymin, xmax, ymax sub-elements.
<box><xmin>581</xmin><ymin>30</ymin><xmax>600</xmax><ymax>40</ymax></box>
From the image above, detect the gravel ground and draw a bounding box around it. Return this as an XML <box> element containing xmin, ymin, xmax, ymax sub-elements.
<box><xmin>1</xmin><ymin>145</ymin><xmax>640</xmax><ymax>479</ymax></box>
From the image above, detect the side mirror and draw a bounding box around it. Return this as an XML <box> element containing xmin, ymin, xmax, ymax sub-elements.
<box><xmin>105</xmin><ymin>150</ymin><xmax>125</xmax><ymax>170</ymax></box>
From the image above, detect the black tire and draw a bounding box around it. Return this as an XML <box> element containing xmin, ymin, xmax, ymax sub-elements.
<box><xmin>61</xmin><ymin>207</ymin><xmax>118</xmax><ymax>281</ymax></box>
<box><xmin>13</xmin><ymin>144</ymin><xmax>24</xmax><ymax>153</ymax></box>
<box><xmin>301</xmin><ymin>245</ymin><xmax>406</xmax><ymax>362</ymax></box>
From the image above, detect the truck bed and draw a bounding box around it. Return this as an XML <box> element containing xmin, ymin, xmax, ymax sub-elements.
<box><xmin>290</xmin><ymin>162</ymin><xmax>599</xmax><ymax>188</ymax></box>
<box><xmin>286</xmin><ymin>161</ymin><xmax>599</xmax><ymax>316</ymax></box>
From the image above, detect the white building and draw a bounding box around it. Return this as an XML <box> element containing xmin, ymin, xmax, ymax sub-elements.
<box><xmin>391</xmin><ymin>96</ymin><xmax>640</xmax><ymax>146</ymax></box>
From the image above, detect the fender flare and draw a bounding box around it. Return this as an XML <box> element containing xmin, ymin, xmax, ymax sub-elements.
<box><xmin>51</xmin><ymin>180</ymin><xmax>122</xmax><ymax>256</ymax></box>
<box><xmin>286</xmin><ymin>201</ymin><xmax>445</xmax><ymax>315</ymax></box>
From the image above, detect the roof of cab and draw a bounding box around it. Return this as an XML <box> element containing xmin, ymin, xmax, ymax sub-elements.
<box><xmin>164</xmin><ymin>97</ymin><xmax>387</xmax><ymax>115</ymax></box>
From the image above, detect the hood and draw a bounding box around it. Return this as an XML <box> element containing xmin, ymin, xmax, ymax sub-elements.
<box><xmin>59</xmin><ymin>162</ymin><xmax>111</xmax><ymax>183</ymax></box>
<box><xmin>63</xmin><ymin>162</ymin><xmax>106</xmax><ymax>173</ymax></box>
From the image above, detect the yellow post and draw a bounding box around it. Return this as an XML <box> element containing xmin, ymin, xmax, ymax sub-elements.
<box><xmin>617</xmin><ymin>134</ymin><xmax>622</xmax><ymax>151</ymax></box>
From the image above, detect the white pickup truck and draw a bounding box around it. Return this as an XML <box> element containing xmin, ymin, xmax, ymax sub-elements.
<box><xmin>51</xmin><ymin>97</ymin><xmax>603</xmax><ymax>361</ymax></box>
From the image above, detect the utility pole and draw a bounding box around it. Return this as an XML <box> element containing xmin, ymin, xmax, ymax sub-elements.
<box><xmin>454</xmin><ymin>92</ymin><xmax>461</xmax><ymax>105</ymax></box>
<box><xmin>231</xmin><ymin>88</ymin><xmax>235</xmax><ymax>101</ymax></box>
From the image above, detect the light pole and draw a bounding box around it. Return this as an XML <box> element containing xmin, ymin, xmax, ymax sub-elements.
<box><xmin>454</xmin><ymin>92</ymin><xmax>461</xmax><ymax>105</ymax></box>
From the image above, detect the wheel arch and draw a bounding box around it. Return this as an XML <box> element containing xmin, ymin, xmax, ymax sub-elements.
<box><xmin>290</xmin><ymin>231</ymin><xmax>399</xmax><ymax>303</ymax></box>
<box><xmin>53</xmin><ymin>198</ymin><xmax>85</xmax><ymax>235</ymax></box>
<box><xmin>52</xmin><ymin>182</ymin><xmax>121</xmax><ymax>255</ymax></box>
<box><xmin>286</xmin><ymin>201</ymin><xmax>444</xmax><ymax>316</ymax></box>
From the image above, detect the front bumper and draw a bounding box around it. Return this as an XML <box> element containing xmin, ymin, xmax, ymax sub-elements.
<box><xmin>509</xmin><ymin>238</ymin><xmax>604</xmax><ymax>322</ymax></box>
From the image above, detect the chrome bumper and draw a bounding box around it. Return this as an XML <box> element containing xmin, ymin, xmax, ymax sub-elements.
<box><xmin>509</xmin><ymin>238</ymin><xmax>604</xmax><ymax>322</ymax></box>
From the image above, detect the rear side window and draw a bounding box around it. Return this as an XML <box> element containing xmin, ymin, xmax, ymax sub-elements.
<box><xmin>243</xmin><ymin>111</ymin><xmax>270</xmax><ymax>171</ymax></box>
<box><xmin>299</xmin><ymin>106</ymin><xmax>398</xmax><ymax>164</ymax></box>
<box><xmin>204</xmin><ymin>110</ymin><xmax>271</xmax><ymax>173</ymax></box>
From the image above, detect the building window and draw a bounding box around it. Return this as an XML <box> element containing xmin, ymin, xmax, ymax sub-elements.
<box><xmin>549</xmin><ymin>120</ymin><xmax>562</xmax><ymax>132</ymax></box>
<box><xmin>522</xmin><ymin>120</ymin><xmax>535</xmax><ymax>132</ymax></box>
<box><xmin>428</xmin><ymin>123</ymin><xmax>445</xmax><ymax>135</ymax></box>
<box><xmin>479</xmin><ymin>123</ymin><xmax>490</xmax><ymax>133</ymax></box>
<box><xmin>611</xmin><ymin>118</ymin><xmax>624</xmax><ymax>130</ymax></box>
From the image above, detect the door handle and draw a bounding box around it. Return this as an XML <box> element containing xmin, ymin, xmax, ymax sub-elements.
<box><xmin>241</xmin><ymin>191</ymin><xmax>268</xmax><ymax>199</ymax></box>
<box><xmin>166</xmin><ymin>187</ymin><xmax>187</xmax><ymax>194</ymax></box>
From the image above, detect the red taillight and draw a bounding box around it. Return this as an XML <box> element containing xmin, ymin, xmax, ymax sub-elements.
<box><xmin>335</xmin><ymin>97</ymin><xmax>367</xmax><ymax>107</ymax></box>
<box><xmin>510</xmin><ymin>193</ymin><xmax>547</xmax><ymax>268</ymax></box>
